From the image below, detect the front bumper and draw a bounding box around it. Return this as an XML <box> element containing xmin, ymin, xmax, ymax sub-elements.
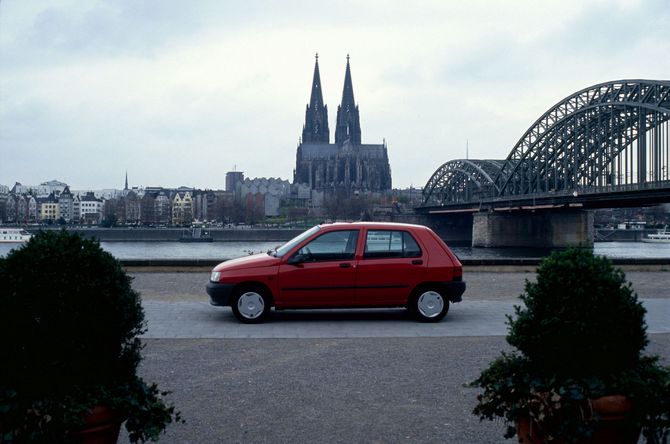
<box><xmin>442</xmin><ymin>281</ymin><xmax>466</xmax><ymax>302</ymax></box>
<box><xmin>206</xmin><ymin>281</ymin><xmax>235</xmax><ymax>306</ymax></box>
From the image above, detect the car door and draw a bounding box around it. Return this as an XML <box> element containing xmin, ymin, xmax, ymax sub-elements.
<box><xmin>277</xmin><ymin>229</ymin><xmax>360</xmax><ymax>308</ymax></box>
<box><xmin>355</xmin><ymin>229</ymin><xmax>426</xmax><ymax>306</ymax></box>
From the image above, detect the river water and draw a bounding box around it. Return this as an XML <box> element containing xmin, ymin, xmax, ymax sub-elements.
<box><xmin>1</xmin><ymin>240</ymin><xmax>669</xmax><ymax>261</ymax></box>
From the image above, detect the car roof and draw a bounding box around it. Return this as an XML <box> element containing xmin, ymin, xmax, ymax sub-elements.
<box><xmin>319</xmin><ymin>221</ymin><xmax>429</xmax><ymax>231</ymax></box>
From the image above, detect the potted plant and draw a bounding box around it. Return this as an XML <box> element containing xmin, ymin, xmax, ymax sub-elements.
<box><xmin>0</xmin><ymin>230</ymin><xmax>181</xmax><ymax>443</ymax></box>
<box><xmin>472</xmin><ymin>248</ymin><xmax>670</xmax><ymax>443</ymax></box>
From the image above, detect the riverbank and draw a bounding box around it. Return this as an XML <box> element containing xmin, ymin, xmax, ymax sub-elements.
<box><xmin>24</xmin><ymin>226</ymin><xmax>663</xmax><ymax>243</ymax></box>
<box><xmin>27</xmin><ymin>227</ymin><xmax>305</xmax><ymax>242</ymax></box>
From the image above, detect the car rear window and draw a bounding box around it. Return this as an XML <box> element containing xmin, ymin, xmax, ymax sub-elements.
<box><xmin>363</xmin><ymin>230</ymin><xmax>422</xmax><ymax>259</ymax></box>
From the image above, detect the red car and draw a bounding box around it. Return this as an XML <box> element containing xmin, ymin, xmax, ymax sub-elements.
<box><xmin>206</xmin><ymin>222</ymin><xmax>465</xmax><ymax>323</ymax></box>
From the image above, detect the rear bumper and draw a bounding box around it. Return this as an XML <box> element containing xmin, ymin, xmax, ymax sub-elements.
<box><xmin>442</xmin><ymin>281</ymin><xmax>466</xmax><ymax>302</ymax></box>
<box><xmin>206</xmin><ymin>282</ymin><xmax>235</xmax><ymax>306</ymax></box>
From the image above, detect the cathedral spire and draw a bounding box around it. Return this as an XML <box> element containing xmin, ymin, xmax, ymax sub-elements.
<box><xmin>335</xmin><ymin>54</ymin><xmax>361</xmax><ymax>146</ymax></box>
<box><xmin>301</xmin><ymin>53</ymin><xmax>329</xmax><ymax>143</ymax></box>
<box><xmin>341</xmin><ymin>54</ymin><xmax>355</xmax><ymax>111</ymax></box>
<box><xmin>310</xmin><ymin>53</ymin><xmax>324</xmax><ymax>110</ymax></box>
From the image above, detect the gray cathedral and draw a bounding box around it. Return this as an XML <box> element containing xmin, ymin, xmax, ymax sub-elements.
<box><xmin>294</xmin><ymin>55</ymin><xmax>392</xmax><ymax>193</ymax></box>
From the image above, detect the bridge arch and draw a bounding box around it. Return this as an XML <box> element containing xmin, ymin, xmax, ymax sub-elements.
<box><xmin>423</xmin><ymin>80</ymin><xmax>670</xmax><ymax>205</ymax></box>
<box><xmin>422</xmin><ymin>159</ymin><xmax>505</xmax><ymax>206</ymax></box>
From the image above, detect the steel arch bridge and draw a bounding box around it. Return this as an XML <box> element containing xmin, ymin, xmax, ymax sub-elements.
<box><xmin>421</xmin><ymin>80</ymin><xmax>670</xmax><ymax>209</ymax></box>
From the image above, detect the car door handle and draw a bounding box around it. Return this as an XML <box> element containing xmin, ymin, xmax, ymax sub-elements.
<box><xmin>339</xmin><ymin>263</ymin><xmax>351</xmax><ymax>268</ymax></box>
<box><xmin>411</xmin><ymin>259</ymin><xmax>423</xmax><ymax>265</ymax></box>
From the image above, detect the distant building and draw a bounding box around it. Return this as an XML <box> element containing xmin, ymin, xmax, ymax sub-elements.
<box><xmin>15</xmin><ymin>195</ymin><xmax>27</xmax><ymax>224</ymax></box>
<box><xmin>58</xmin><ymin>186</ymin><xmax>75</xmax><ymax>223</ymax></box>
<box><xmin>38</xmin><ymin>180</ymin><xmax>68</xmax><ymax>197</ymax></box>
<box><xmin>80</xmin><ymin>192</ymin><xmax>104</xmax><ymax>224</ymax></box>
<box><xmin>226</xmin><ymin>171</ymin><xmax>244</xmax><ymax>193</ymax></box>
<box><xmin>153</xmin><ymin>191</ymin><xmax>172</xmax><ymax>225</ymax></box>
<box><xmin>124</xmin><ymin>191</ymin><xmax>141</xmax><ymax>223</ymax></box>
<box><xmin>40</xmin><ymin>193</ymin><xmax>60</xmax><ymax>221</ymax></box>
<box><xmin>27</xmin><ymin>195</ymin><xmax>38</xmax><ymax>222</ymax></box>
<box><xmin>193</xmin><ymin>190</ymin><xmax>218</xmax><ymax>222</ymax></box>
<box><xmin>140</xmin><ymin>193</ymin><xmax>156</xmax><ymax>225</ymax></box>
<box><xmin>294</xmin><ymin>55</ymin><xmax>392</xmax><ymax>194</ymax></box>
<box><xmin>172</xmin><ymin>191</ymin><xmax>193</xmax><ymax>225</ymax></box>
<box><xmin>10</xmin><ymin>182</ymin><xmax>31</xmax><ymax>195</ymax></box>
<box><xmin>11</xmin><ymin>180</ymin><xmax>68</xmax><ymax>197</ymax></box>
<box><xmin>238</xmin><ymin>177</ymin><xmax>291</xmax><ymax>218</ymax></box>
<box><xmin>4</xmin><ymin>195</ymin><xmax>16</xmax><ymax>222</ymax></box>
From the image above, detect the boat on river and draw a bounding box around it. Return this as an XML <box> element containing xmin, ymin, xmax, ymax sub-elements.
<box><xmin>0</xmin><ymin>228</ymin><xmax>32</xmax><ymax>243</ymax></box>
<box><xmin>179</xmin><ymin>227</ymin><xmax>213</xmax><ymax>242</ymax></box>
<box><xmin>642</xmin><ymin>226</ymin><xmax>670</xmax><ymax>243</ymax></box>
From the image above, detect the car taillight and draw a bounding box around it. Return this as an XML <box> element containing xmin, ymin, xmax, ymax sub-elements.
<box><xmin>452</xmin><ymin>267</ymin><xmax>463</xmax><ymax>281</ymax></box>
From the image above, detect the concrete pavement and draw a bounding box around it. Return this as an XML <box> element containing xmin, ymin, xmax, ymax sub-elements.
<box><xmin>140</xmin><ymin>299</ymin><xmax>670</xmax><ymax>339</ymax></box>
<box><xmin>133</xmin><ymin>270</ymin><xmax>670</xmax><ymax>339</ymax></box>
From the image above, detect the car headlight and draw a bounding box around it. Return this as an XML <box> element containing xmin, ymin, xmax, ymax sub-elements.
<box><xmin>210</xmin><ymin>271</ymin><xmax>221</xmax><ymax>282</ymax></box>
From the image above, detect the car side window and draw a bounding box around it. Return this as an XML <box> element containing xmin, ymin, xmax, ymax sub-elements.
<box><xmin>403</xmin><ymin>232</ymin><xmax>422</xmax><ymax>257</ymax></box>
<box><xmin>364</xmin><ymin>230</ymin><xmax>422</xmax><ymax>259</ymax></box>
<box><xmin>297</xmin><ymin>230</ymin><xmax>359</xmax><ymax>261</ymax></box>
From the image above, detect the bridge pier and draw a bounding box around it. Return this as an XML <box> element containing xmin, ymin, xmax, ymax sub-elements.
<box><xmin>420</xmin><ymin>213</ymin><xmax>473</xmax><ymax>244</ymax></box>
<box><xmin>472</xmin><ymin>210</ymin><xmax>594</xmax><ymax>248</ymax></box>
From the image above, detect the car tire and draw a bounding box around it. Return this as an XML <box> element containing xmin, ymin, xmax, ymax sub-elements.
<box><xmin>231</xmin><ymin>285</ymin><xmax>271</xmax><ymax>324</ymax></box>
<box><xmin>410</xmin><ymin>287</ymin><xmax>449</xmax><ymax>322</ymax></box>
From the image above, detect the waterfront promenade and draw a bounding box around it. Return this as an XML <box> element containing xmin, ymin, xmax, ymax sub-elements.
<box><xmin>119</xmin><ymin>269</ymin><xmax>670</xmax><ymax>443</ymax></box>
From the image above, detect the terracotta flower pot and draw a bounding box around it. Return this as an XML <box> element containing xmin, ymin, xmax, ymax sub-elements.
<box><xmin>516</xmin><ymin>395</ymin><xmax>640</xmax><ymax>444</ymax></box>
<box><xmin>70</xmin><ymin>406</ymin><xmax>123</xmax><ymax>444</ymax></box>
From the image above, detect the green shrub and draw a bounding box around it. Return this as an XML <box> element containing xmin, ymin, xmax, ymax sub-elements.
<box><xmin>507</xmin><ymin>248</ymin><xmax>648</xmax><ymax>377</ymax></box>
<box><xmin>0</xmin><ymin>230</ymin><xmax>181</xmax><ymax>443</ymax></box>
<box><xmin>472</xmin><ymin>248</ymin><xmax>670</xmax><ymax>442</ymax></box>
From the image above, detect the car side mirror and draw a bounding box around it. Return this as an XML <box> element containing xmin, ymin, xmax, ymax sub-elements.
<box><xmin>287</xmin><ymin>253</ymin><xmax>307</xmax><ymax>265</ymax></box>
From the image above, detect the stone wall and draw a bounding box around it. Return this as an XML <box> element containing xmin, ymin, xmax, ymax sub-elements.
<box><xmin>30</xmin><ymin>227</ymin><xmax>304</xmax><ymax>242</ymax></box>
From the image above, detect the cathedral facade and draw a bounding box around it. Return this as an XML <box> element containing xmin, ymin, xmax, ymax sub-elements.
<box><xmin>294</xmin><ymin>55</ymin><xmax>392</xmax><ymax>193</ymax></box>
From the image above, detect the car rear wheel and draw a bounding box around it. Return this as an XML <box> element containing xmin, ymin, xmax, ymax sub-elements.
<box><xmin>411</xmin><ymin>288</ymin><xmax>449</xmax><ymax>322</ymax></box>
<box><xmin>231</xmin><ymin>286</ymin><xmax>271</xmax><ymax>323</ymax></box>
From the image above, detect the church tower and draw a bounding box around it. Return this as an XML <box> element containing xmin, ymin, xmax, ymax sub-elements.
<box><xmin>334</xmin><ymin>55</ymin><xmax>361</xmax><ymax>146</ymax></box>
<box><xmin>301</xmin><ymin>53</ymin><xmax>330</xmax><ymax>143</ymax></box>
<box><xmin>295</xmin><ymin>54</ymin><xmax>391</xmax><ymax>193</ymax></box>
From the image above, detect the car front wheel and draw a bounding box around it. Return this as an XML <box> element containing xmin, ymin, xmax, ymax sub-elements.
<box><xmin>231</xmin><ymin>286</ymin><xmax>271</xmax><ymax>323</ymax></box>
<box><xmin>411</xmin><ymin>288</ymin><xmax>449</xmax><ymax>322</ymax></box>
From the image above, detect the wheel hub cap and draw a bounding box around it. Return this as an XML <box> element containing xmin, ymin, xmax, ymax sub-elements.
<box><xmin>238</xmin><ymin>292</ymin><xmax>264</xmax><ymax>319</ymax></box>
<box><xmin>417</xmin><ymin>291</ymin><xmax>444</xmax><ymax>318</ymax></box>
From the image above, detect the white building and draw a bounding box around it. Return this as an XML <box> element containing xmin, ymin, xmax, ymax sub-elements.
<box><xmin>10</xmin><ymin>180</ymin><xmax>68</xmax><ymax>198</ymax></box>
<box><xmin>79</xmin><ymin>192</ymin><xmax>104</xmax><ymax>224</ymax></box>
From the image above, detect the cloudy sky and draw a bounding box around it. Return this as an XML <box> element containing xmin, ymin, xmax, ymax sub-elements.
<box><xmin>1</xmin><ymin>0</ymin><xmax>669</xmax><ymax>191</ymax></box>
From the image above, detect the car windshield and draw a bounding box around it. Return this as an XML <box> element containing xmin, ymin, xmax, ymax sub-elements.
<box><xmin>271</xmin><ymin>225</ymin><xmax>321</xmax><ymax>258</ymax></box>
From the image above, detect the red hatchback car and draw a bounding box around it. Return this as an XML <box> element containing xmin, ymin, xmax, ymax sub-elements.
<box><xmin>206</xmin><ymin>222</ymin><xmax>465</xmax><ymax>323</ymax></box>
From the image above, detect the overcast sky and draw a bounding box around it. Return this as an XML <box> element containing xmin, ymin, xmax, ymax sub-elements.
<box><xmin>1</xmin><ymin>0</ymin><xmax>669</xmax><ymax>191</ymax></box>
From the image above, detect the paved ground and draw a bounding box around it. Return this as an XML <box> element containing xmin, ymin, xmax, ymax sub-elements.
<box><xmin>117</xmin><ymin>270</ymin><xmax>670</xmax><ymax>443</ymax></box>
<box><xmin>139</xmin><ymin>298</ymin><xmax>670</xmax><ymax>339</ymax></box>
<box><xmin>130</xmin><ymin>270</ymin><xmax>670</xmax><ymax>303</ymax></box>
<box><xmin>132</xmin><ymin>270</ymin><xmax>670</xmax><ymax>339</ymax></box>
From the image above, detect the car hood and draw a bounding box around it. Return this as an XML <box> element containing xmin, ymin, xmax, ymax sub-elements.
<box><xmin>213</xmin><ymin>253</ymin><xmax>280</xmax><ymax>271</ymax></box>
